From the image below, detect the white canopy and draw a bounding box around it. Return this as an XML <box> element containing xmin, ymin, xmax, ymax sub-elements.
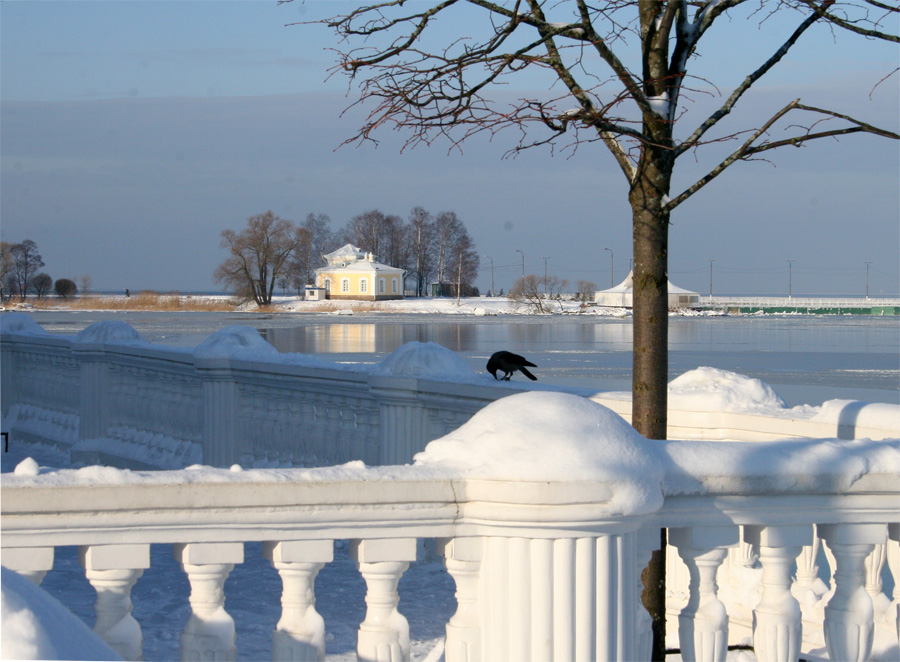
<box><xmin>594</xmin><ymin>271</ymin><xmax>700</xmax><ymax>308</ymax></box>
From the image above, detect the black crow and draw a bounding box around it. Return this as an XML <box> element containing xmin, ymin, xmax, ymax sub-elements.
<box><xmin>487</xmin><ymin>351</ymin><xmax>538</xmax><ymax>381</ymax></box>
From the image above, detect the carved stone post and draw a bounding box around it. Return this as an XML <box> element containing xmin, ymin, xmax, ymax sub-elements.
<box><xmin>2</xmin><ymin>546</ymin><xmax>55</xmax><ymax>585</ymax></box>
<box><xmin>193</xmin><ymin>357</ymin><xmax>239</xmax><ymax>468</ymax></box>
<box><xmin>370</xmin><ymin>376</ymin><xmax>427</xmax><ymax>465</ymax></box>
<box><xmin>79</xmin><ymin>544</ymin><xmax>150</xmax><ymax>661</ymax></box>
<box><xmin>669</xmin><ymin>527</ymin><xmax>738</xmax><ymax>662</ymax></box>
<box><xmin>350</xmin><ymin>538</ymin><xmax>417</xmax><ymax>662</ymax></box>
<box><xmin>818</xmin><ymin>523</ymin><xmax>887</xmax><ymax>662</ymax></box>
<box><xmin>174</xmin><ymin>542</ymin><xmax>244</xmax><ymax>662</ymax></box>
<box><xmin>743</xmin><ymin>525</ymin><xmax>808</xmax><ymax>662</ymax></box>
<box><xmin>262</xmin><ymin>540</ymin><xmax>334</xmax><ymax>662</ymax></box>
<box><xmin>438</xmin><ymin>537</ymin><xmax>483</xmax><ymax>662</ymax></box>
<box><xmin>635</xmin><ymin>527</ymin><xmax>661</xmax><ymax>662</ymax></box>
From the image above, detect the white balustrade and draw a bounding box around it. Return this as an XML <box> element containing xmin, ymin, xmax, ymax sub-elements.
<box><xmin>4</xmin><ymin>315</ymin><xmax>898</xmax><ymax>473</ymax></box>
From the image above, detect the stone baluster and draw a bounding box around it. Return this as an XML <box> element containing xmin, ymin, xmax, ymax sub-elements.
<box><xmin>792</xmin><ymin>527</ymin><xmax>822</xmax><ymax>607</ymax></box>
<box><xmin>670</xmin><ymin>527</ymin><xmax>739</xmax><ymax>662</ymax></box>
<box><xmin>743</xmin><ymin>525</ymin><xmax>809</xmax><ymax>662</ymax></box>
<box><xmin>262</xmin><ymin>540</ymin><xmax>334</xmax><ymax>662</ymax></box>
<box><xmin>863</xmin><ymin>543</ymin><xmax>887</xmax><ymax>606</ymax></box>
<box><xmin>351</xmin><ymin>538</ymin><xmax>417</xmax><ymax>662</ymax></box>
<box><xmin>2</xmin><ymin>546</ymin><xmax>55</xmax><ymax>585</ymax></box>
<box><xmin>79</xmin><ymin>544</ymin><xmax>150</xmax><ymax>661</ymax></box>
<box><xmin>818</xmin><ymin>523</ymin><xmax>887</xmax><ymax>662</ymax></box>
<box><xmin>438</xmin><ymin>537</ymin><xmax>483</xmax><ymax>662</ymax></box>
<box><xmin>887</xmin><ymin>523</ymin><xmax>900</xmax><ymax>640</ymax></box>
<box><xmin>174</xmin><ymin>542</ymin><xmax>244</xmax><ymax>662</ymax></box>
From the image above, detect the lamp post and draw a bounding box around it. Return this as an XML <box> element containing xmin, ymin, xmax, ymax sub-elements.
<box><xmin>515</xmin><ymin>249</ymin><xmax>524</xmax><ymax>279</ymax></box>
<box><xmin>604</xmin><ymin>248</ymin><xmax>614</xmax><ymax>288</ymax></box>
<box><xmin>542</xmin><ymin>256</ymin><xmax>549</xmax><ymax>294</ymax></box>
<box><xmin>865</xmin><ymin>261</ymin><xmax>873</xmax><ymax>299</ymax></box>
<box><xmin>787</xmin><ymin>259</ymin><xmax>796</xmax><ymax>298</ymax></box>
<box><xmin>708</xmin><ymin>258</ymin><xmax>716</xmax><ymax>299</ymax></box>
<box><xmin>483</xmin><ymin>255</ymin><xmax>494</xmax><ymax>296</ymax></box>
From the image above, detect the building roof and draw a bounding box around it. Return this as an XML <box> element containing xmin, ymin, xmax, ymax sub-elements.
<box><xmin>596</xmin><ymin>271</ymin><xmax>698</xmax><ymax>295</ymax></box>
<box><xmin>315</xmin><ymin>243</ymin><xmax>404</xmax><ymax>276</ymax></box>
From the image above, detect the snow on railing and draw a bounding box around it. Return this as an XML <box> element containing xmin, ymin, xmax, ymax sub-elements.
<box><xmin>2</xmin><ymin>393</ymin><xmax>899</xmax><ymax>661</ymax></box>
<box><xmin>2</xmin><ymin>314</ymin><xmax>898</xmax><ymax>473</ymax></box>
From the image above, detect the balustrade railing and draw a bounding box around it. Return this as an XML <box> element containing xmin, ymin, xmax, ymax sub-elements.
<box><xmin>2</xmin><ymin>435</ymin><xmax>898</xmax><ymax>661</ymax></box>
<box><xmin>3</xmin><ymin>314</ymin><xmax>897</xmax><ymax>474</ymax></box>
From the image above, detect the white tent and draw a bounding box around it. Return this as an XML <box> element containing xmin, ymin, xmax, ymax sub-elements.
<box><xmin>594</xmin><ymin>271</ymin><xmax>700</xmax><ymax>309</ymax></box>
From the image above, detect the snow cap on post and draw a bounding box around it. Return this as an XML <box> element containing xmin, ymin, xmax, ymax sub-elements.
<box><xmin>0</xmin><ymin>312</ymin><xmax>49</xmax><ymax>336</ymax></box>
<box><xmin>74</xmin><ymin>320</ymin><xmax>145</xmax><ymax>345</ymax></box>
<box><xmin>373</xmin><ymin>341</ymin><xmax>475</xmax><ymax>380</ymax></box>
<box><xmin>414</xmin><ymin>391</ymin><xmax>666</xmax><ymax>516</ymax></box>
<box><xmin>193</xmin><ymin>325</ymin><xmax>278</xmax><ymax>361</ymax></box>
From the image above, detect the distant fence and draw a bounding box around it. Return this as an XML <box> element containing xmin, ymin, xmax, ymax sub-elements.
<box><xmin>702</xmin><ymin>296</ymin><xmax>900</xmax><ymax>314</ymax></box>
<box><xmin>1</xmin><ymin>312</ymin><xmax>897</xmax><ymax>471</ymax></box>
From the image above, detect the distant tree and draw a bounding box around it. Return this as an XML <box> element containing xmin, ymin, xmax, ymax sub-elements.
<box><xmin>214</xmin><ymin>211</ymin><xmax>307</xmax><ymax>306</ymax></box>
<box><xmin>575</xmin><ymin>280</ymin><xmax>597</xmax><ymax>305</ymax></box>
<box><xmin>296</xmin><ymin>213</ymin><xmax>334</xmax><ymax>285</ymax></box>
<box><xmin>407</xmin><ymin>206</ymin><xmax>435</xmax><ymax>297</ymax></box>
<box><xmin>0</xmin><ymin>242</ymin><xmax>13</xmax><ymax>301</ymax></box>
<box><xmin>9</xmin><ymin>240</ymin><xmax>44</xmax><ymax>301</ymax></box>
<box><xmin>55</xmin><ymin>278</ymin><xmax>78</xmax><ymax>298</ymax></box>
<box><xmin>29</xmin><ymin>273</ymin><xmax>53</xmax><ymax>299</ymax></box>
<box><xmin>510</xmin><ymin>275</ymin><xmax>548</xmax><ymax>313</ymax></box>
<box><xmin>80</xmin><ymin>273</ymin><xmax>93</xmax><ymax>297</ymax></box>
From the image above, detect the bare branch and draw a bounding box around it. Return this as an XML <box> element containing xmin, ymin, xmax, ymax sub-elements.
<box><xmin>667</xmin><ymin>100</ymin><xmax>900</xmax><ymax>210</ymax></box>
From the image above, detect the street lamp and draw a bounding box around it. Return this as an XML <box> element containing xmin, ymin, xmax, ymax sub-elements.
<box><xmin>542</xmin><ymin>256</ymin><xmax>549</xmax><ymax>294</ymax></box>
<box><xmin>483</xmin><ymin>255</ymin><xmax>495</xmax><ymax>297</ymax></box>
<box><xmin>515</xmin><ymin>249</ymin><xmax>525</xmax><ymax>279</ymax></box>
<box><xmin>708</xmin><ymin>259</ymin><xmax>716</xmax><ymax>299</ymax></box>
<box><xmin>865</xmin><ymin>261</ymin><xmax>873</xmax><ymax>299</ymax></box>
<box><xmin>787</xmin><ymin>259</ymin><xmax>796</xmax><ymax>298</ymax></box>
<box><xmin>604</xmin><ymin>248</ymin><xmax>614</xmax><ymax>288</ymax></box>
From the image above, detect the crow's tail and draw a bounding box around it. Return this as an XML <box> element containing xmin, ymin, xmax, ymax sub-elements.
<box><xmin>519</xmin><ymin>367</ymin><xmax>537</xmax><ymax>381</ymax></box>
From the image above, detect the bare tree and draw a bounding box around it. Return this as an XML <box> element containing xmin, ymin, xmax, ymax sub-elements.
<box><xmin>9</xmin><ymin>240</ymin><xmax>44</xmax><ymax>301</ymax></box>
<box><xmin>510</xmin><ymin>274</ymin><xmax>549</xmax><ymax>312</ymax></box>
<box><xmin>407</xmin><ymin>206</ymin><xmax>435</xmax><ymax>296</ymax></box>
<box><xmin>294</xmin><ymin>1</ymin><xmax>898</xmax><ymax>655</ymax></box>
<box><xmin>29</xmin><ymin>273</ymin><xmax>53</xmax><ymax>299</ymax></box>
<box><xmin>80</xmin><ymin>274</ymin><xmax>92</xmax><ymax>297</ymax></box>
<box><xmin>214</xmin><ymin>211</ymin><xmax>307</xmax><ymax>306</ymax></box>
<box><xmin>575</xmin><ymin>279</ymin><xmax>597</xmax><ymax>305</ymax></box>
<box><xmin>0</xmin><ymin>242</ymin><xmax>13</xmax><ymax>301</ymax></box>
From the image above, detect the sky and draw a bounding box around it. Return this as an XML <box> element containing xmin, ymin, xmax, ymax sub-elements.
<box><xmin>1</xmin><ymin>0</ymin><xmax>898</xmax><ymax>297</ymax></box>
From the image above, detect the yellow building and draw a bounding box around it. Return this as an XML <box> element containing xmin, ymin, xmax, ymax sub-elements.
<box><xmin>314</xmin><ymin>244</ymin><xmax>405</xmax><ymax>301</ymax></box>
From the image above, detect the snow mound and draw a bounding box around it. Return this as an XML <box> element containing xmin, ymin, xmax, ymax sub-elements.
<box><xmin>74</xmin><ymin>321</ymin><xmax>144</xmax><ymax>345</ymax></box>
<box><xmin>14</xmin><ymin>457</ymin><xmax>40</xmax><ymax>476</ymax></box>
<box><xmin>414</xmin><ymin>392</ymin><xmax>665</xmax><ymax>516</ymax></box>
<box><xmin>373</xmin><ymin>341</ymin><xmax>475</xmax><ymax>379</ymax></box>
<box><xmin>193</xmin><ymin>325</ymin><xmax>278</xmax><ymax>360</ymax></box>
<box><xmin>813</xmin><ymin>399</ymin><xmax>900</xmax><ymax>431</ymax></box>
<box><xmin>1</xmin><ymin>567</ymin><xmax>121</xmax><ymax>661</ymax></box>
<box><xmin>0</xmin><ymin>313</ymin><xmax>49</xmax><ymax>336</ymax></box>
<box><xmin>668</xmin><ymin>367</ymin><xmax>785</xmax><ymax>413</ymax></box>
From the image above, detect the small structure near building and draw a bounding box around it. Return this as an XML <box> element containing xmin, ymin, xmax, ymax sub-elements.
<box><xmin>594</xmin><ymin>271</ymin><xmax>700</xmax><ymax>309</ymax></box>
<box><xmin>314</xmin><ymin>244</ymin><xmax>405</xmax><ymax>301</ymax></box>
<box><xmin>303</xmin><ymin>286</ymin><xmax>326</xmax><ymax>301</ymax></box>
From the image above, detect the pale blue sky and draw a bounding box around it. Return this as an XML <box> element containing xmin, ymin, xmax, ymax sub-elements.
<box><xmin>2</xmin><ymin>0</ymin><xmax>898</xmax><ymax>296</ymax></box>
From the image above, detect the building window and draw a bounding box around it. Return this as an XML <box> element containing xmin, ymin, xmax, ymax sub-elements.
<box><xmin>341</xmin><ymin>278</ymin><xmax>350</xmax><ymax>293</ymax></box>
<box><xmin>379</xmin><ymin>278</ymin><xmax>385</xmax><ymax>294</ymax></box>
<box><xmin>392</xmin><ymin>278</ymin><xmax>398</xmax><ymax>294</ymax></box>
<box><xmin>324</xmin><ymin>278</ymin><xmax>331</xmax><ymax>293</ymax></box>
<box><xmin>360</xmin><ymin>278</ymin><xmax>368</xmax><ymax>293</ymax></box>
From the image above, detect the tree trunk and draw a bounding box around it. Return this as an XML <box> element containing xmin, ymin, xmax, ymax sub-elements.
<box><xmin>630</xmin><ymin>143</ymin><xmax>672</xmax><ymax>662</ymax></box>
